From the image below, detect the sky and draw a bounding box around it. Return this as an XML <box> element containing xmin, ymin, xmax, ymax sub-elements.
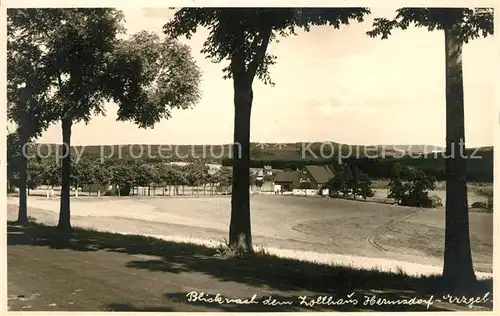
<box><xmin>33</xmin><ymin>7</ymin><xmax>495</xmax><ymax>147</ymax></box>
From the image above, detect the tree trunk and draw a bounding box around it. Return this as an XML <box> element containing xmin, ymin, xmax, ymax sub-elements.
<box><xmin>58</xmin><ymin>118</ymin><xmax>72</xmax><ymax>231</ymax></box>
<box><xmin>228</xmin><ymin>77</ymin><xmax>253</xmax><ymax>252</ymax></box>
<box><xmin>442</xmin><ymin>24</ymin><xmax>476</xmax><ymax>291</ymax></box>
<box><xmin>17</xmin><ymin>133</ymin><xmax>29</xmax><ymax>225</ymax></box>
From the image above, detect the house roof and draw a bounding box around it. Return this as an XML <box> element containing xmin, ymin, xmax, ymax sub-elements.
<box><xmin>250</xmin><ymin>168</ymin><xmax>264</xmax><ymax>176</ymax></box>
<box><xmin>207</xmin><ymin>164</ymin><xmax>223</xmax><ymax>175</ymax></box>
<box><xmin>304</xmin><ymin>165</ymin><xmax>334</xmax><ymax>184</ymax></box>
<box><xmin>274</xmin><ymin>170</ymin><xmax>300</xmax><ymax>183</ymax></box>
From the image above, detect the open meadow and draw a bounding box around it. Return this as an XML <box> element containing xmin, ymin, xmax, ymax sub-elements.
<box><xmin>8</xmin><ymin>194</ymin><xmax>492</xmax><ymax>275</ymax></box>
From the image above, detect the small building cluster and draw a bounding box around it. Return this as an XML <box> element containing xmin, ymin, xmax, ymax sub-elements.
<box><xmin>158</xmin><ymin>162</ymin><xmax>336</xmax><ymax>196</ymax></box>
<box><xmin>261</xmin><ymin>165</ymin><xmax>334</xmax><ymax>196</ymax></box>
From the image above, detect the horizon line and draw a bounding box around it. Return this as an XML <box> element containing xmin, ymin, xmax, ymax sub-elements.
<box><xmin>30</xmin><ymin>141</ymin><xmax>494</xmax><ymax>148</ymax></box>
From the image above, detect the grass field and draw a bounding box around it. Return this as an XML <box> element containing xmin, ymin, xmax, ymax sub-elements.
<box><xmin>7</xmin><ymin>194</ymin><xmax>492</xmax><ymax>273</ymax></box>
<box><xmin>7</xmin><ymin>195</ymin><xmax>493</xmax><ymax>311</ymax></box>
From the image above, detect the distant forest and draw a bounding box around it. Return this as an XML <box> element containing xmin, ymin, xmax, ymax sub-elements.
<box><xmin>30</xmin><ymin>142</ymin><xmax>493</xmax><ymax>182</ymax></box>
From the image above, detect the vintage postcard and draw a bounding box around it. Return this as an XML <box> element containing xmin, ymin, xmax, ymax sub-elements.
<box><xmin>3</xmin><ymin>0</ymin><xmax>496</xmax><ymax>312</ymax></box>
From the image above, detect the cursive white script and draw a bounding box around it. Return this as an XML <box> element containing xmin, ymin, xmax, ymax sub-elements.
<box><xmin>298</xmin><ymin>292</ymin><xmax>359</xmax><ymax>307</ymax></box>
<box><xmin>185</xmin><ymin>291</ymin><xmax>259</xmax><ymax>305</ymax></box>
<box><xmin>441</xmin><ymin>292</ymin><xmax>491</xmax><ymax>308</ymax></box>
<box><xmin>363</xmin><ymin>295</ymin><xmax>435</xmax><ymax>310</ymax></box>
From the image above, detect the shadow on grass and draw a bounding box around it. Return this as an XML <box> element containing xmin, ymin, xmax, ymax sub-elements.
<box><xmin>7</xmin><ymin>220</ymin><xmax>493</xmax><ymax>312</ymax></box>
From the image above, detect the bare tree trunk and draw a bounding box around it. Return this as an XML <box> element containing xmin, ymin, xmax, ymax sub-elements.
<box><xmin>229</xmin><ymin>76</ymin><xmax>253</xmax><ymax>252</ymax></box>
<box><xmin>442</xmin><ymin>23</ymin><xmax>476</xmax><ymax>291</ymax></box>
<box><xmin>17</xmin><ymin>132</ymin><xmax>29</xmax><ymax>225</ymax></box>
<box><xmin>58</xmin><ymin>118</ymin><xmax>72</xmax><ymax>231</ymax></box>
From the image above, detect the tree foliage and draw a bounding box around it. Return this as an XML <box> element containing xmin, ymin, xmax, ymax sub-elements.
<box><xmin>7</xmin><ymin>8</ymin><xmax>202</xmax><ymax>229</ymax></box>
<box><xmin>165</xmin><ymin>8</ymin><xmax>370</xmax><ymax>85</ymax></box>
<box><xmin>327</xmin><ymin>163</ymin><xmax>373</xmax><ymax>200</ymax></box>
<box><xmin>367</xmin><ymin>8</ymin><xmax>493</xmax><ymax>42</ymax></box>
<box><xmin>8</xmin><ymin>9</ymin><xmax>127</xmax><ymax>124</ymax></box>
<box><xmin>388</xmin><ymin>164</ymin><xmax>437</xmax><ymax>208</ymax></box>
<box><xmin>7</xmin><ymin>10</ymin><xmax>57</xmax><ymax>139</ymax></box>
<box><xmin>107</xmin><ymin>31</ymin><xmax>202</xmax><ymax>128</ymax></box>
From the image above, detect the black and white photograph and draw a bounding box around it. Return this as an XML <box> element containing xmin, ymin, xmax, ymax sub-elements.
<box><xmin>4</xmin><ymin>1</ymin><xmax>496</xmax><ymax>312</ymax></box>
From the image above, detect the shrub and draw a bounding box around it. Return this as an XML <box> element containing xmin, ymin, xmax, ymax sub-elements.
<box><xmin>354</xmin><ymin>168</ymin><xmax>374</xmax><ymax>200</ymax></box>
<box><xmin>473</xmin><ymin>187</ymin><xmax>493</xmax><ymax>210</ymax></box>
<box><xmin>401</xmin><ymin>194</ymin><xmax>432</xmax><ymax>208</ymax></box>
<box><xmin>388</xmin><ymin>166</ymin><xmax>437</xmax><ymax>208</ymax></box>
<box><xmin>104</xmin><ymin>190</ymin><xmax>116</xmax><ymax>196</ymax></box>
<box><xmin>474</xmin><ymin>187</ymin><xmax>493</xmax><ymax>198</ymax></box>
<box><xmin>388</xmin><ymin>178</ymin><xmax>406</xmax><ymax>204</ymax></box>
<box><xmin>429</xmin><ymin>195</ymin><xmax>443</xmax><ymax>208</ymax></box>
<box><xmin>326</xmin><ymin>164</ymin><xmax>374</xmax><ymax>200</ymax></box>
<box><xmin>471</xmin><ymin>201</ymin><xmax>488</xmax><ymax>209</ymax></box>
<box><xmin>118</xmin><ymin>185</ymin><xmax>132</xmax><ymax>196</ymax></box>
<box><xmin>214</xmin><ymin>239</ymin><xmax>269</xmax><ymax>259</ymax></box>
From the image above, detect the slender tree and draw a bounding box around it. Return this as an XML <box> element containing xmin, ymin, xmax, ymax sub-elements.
<box><xmin>39</xmin><ymin>156</ymin><xmax>61</xmax><ymax>192</ymax></box>
<box><xmin>165</xmin><ymin>8</ymin><xmax>370</xmax><ymax>252</ymax></box>
<box><xmin>30</xmin><ymin>9</ymin><xmax>127</xmax><ymax>230</ymax></box>
<box><xmin>6</xmin><ymin>131</ymin><xmax>21</xmax><ymax>193</ymax></box>
<box><xmin>7</xmin><ymin>9</ymin><xmax>57</xmax><ymax>224</ymax></box>
<box><xmin>367</xmin><ymin>8</ymin><xmax>493</xmax><ymax>291</ymax></box>
<box><xmin>92</xmin><ymin>161</ymin><xmax>113</xmax><ymax>196</ymax></box>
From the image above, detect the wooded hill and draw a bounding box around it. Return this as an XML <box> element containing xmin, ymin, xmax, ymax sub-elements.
<box><xmin>28</xmin><ymin>142</ymin><xmax>493</xmax><ymax>182</ymax></box>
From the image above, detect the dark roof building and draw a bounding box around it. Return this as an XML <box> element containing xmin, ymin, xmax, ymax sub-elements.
<box><xmin>303</xmin><ymin>165</ymin><xmax>335</xmax><ymax>186</ymax></box>
<box><xmin>273</xmin><ymin>165</ymin><xmax>335</xmax><ymax>192</ymax></box>
<box><xmin>274</xmin><ymin>170</ymin><xmax>300</xmax><ymax>191</ymax></box>
<box><xmin>274</xmin><ymin>170</ymin><xmax>301</xmax><ymax>184</ymax></box>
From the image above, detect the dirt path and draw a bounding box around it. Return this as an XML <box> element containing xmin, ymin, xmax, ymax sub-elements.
<box><xmin>367</xmin><ymin>209</ymin><xmax>425</xmax><ymax>252</ymax></box>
